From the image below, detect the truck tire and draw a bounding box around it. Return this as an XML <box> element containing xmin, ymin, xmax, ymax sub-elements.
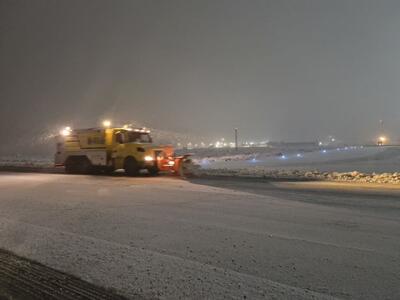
<box><xmin>124</xmin><ymin>157</ymin><xmax>139</xmax><ymax>176</ymax></box>
<box><xmin>78</xmin><ymin>157</ymin><xmax>93</xmax><ymax>174</ymax></box>
<box><xmin>65</xmin><ymin>156</ymin><xmax>92</xmax><ymax>174</ymax></box>
<box><xmin>65</xmin><ymin>161</ymin><xmax>77</xmax><ymax>174</ymax></box>
<box><xmin>65</xmin><ymin>157</ymin><xmax>79</xmax><ymax>174</ymax></box>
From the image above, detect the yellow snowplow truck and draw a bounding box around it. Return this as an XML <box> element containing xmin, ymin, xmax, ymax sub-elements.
<box><xmin>55</xmin><ymin>126</ymin><xmax>181</xmax><ymax>176</ymax></box>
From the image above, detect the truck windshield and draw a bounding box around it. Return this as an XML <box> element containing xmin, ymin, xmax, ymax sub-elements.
<box><xmin>125</xmin><ymin>132</ymin><xmax>152</xmax><ymax>143</ymax></box>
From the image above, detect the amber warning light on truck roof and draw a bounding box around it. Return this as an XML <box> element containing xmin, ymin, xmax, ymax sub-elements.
<box><xmin>60</xmin><ymin>126</ymin><xmax>72</xmax><ymax>136</ymax></box>
<box><xmin>102</xmin><ymin>120</ymin><xmax>111</xmax><ymax>128</ymax></box>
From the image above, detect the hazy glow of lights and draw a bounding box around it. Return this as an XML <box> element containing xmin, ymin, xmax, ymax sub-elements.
<box><xmin>322</xmin><ymin>149</ymin><xmax>327</xmax><ymax>153</ymax></box>
<box><xmin>280</xmin><ymin>155</ymin><xmax>287</xmax><ymax>159</ymax></box>
<box><xmin>102</xmin><ymin>120</ymin><xmax>111</xmax><ymax>128</ymax></box>
<box><xmin>60</xmin><ymin>126</ymin><xmax>72</xmax><ymax>136</ymax></box>
<box><xmin>379</xmin><ymin>136</ymin><xmax>387</xmax><ymax>142</ymax></box>
<box><xmin>296</xmin><ymin>153</ymin><xmax>302</xmax><ymax>157</ymax></box>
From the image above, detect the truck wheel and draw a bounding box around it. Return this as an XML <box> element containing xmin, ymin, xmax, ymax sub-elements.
<box><xmin>65</xmin><ymin>161</ymin><xmax>77</xmax><ymax>174</ymax></box>
<box><xmin>77</xmin><ymin>157</ymin><xmax>92</xmax><ymax>174</ymax></box>
<box><xmin>65</xmin><ymin>157</ymin><xmax>92</xmax><ymax>174</ymax></box>
<box><xmin>65</xmin><ymin>157</ymin><xmax>79</xmax><ymax>174</ymax></box>
<box><xmin>124</xmin><ymin>157</ymin><xmax>139</xmax><ymax>176</ymax></box>
<box><xmin>147</xmin><ymin>166</ymin><xmax>159</xmax><ymax>176</ymax></box>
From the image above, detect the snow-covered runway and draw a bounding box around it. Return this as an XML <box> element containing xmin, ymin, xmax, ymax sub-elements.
<box><xmin>0</xmin><ymin>172</ymin><xmax>399</xmax><ymax>299</ymax></box>
<box><xmin>196</xmin><ymin>145</ymin><xmax>400</xmax><ymax>173</ymax></box>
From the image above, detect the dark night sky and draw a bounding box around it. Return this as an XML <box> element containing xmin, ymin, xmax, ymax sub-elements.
<box><xmin>1</xmin><ymin>0</ymin><xmax>400</xmax><ymax>154</ymax></box>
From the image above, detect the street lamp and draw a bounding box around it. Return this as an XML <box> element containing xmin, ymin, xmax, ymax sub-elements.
<box><xmin>234</xmin><ymin>128</ymin><xmax>238</xmax><ymax>151</ymax></box>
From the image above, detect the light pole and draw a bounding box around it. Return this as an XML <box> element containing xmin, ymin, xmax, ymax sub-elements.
<box><xmin>234</xmin><ymin>128</ymin><xmax>238</xmax><ymax>151</ymax></box>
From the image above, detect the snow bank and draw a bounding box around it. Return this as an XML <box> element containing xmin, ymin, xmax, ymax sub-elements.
<box><xmin>192</xmin><ymin>167</ymin><xmax>400</xmax><ymax>184</ymax></box>
<box><xmin>0</xmin><ymin>156</ymin><xmax>53</xmax><ymax>168</ymax></box>
<box><xmin>187</xmin><ymin>146</ymin><xmax>400</xmax><ymax>184</ymax></box>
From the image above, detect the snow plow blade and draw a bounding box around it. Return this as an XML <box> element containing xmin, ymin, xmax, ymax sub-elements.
<box><xmin>157</xmin><ymin>154</ymin><xmax>194</xmax><ymax>177</ymax></box>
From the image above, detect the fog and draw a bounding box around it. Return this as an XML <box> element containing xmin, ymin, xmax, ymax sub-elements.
<box><xmin>1</xmin><ymin>0</ymin><xmax>400</xmax><ymax>155</ymax></box>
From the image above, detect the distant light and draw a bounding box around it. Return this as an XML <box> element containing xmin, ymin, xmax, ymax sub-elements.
<box><xmin>280</xmin><ymin>155</ymin><xmax>287</xmax><ymax>159</ymax></box>
<box><xmin>167</xmin><ymin>160</ymin><xmax>175</xmax><ymax>166</ymax></box>
<box><xmin>296</xmin><ymin>153</ymin><xmax>302</xmax><ymax>157</ymax></box>
<box><xmin>322</xmin><ymin>149</ymin><xmax>327</xmax><ymax>153</ymax></box>
<box><xmin>318</xmin><ymin>141</ymin><xmax>323</xmax><ymax>146</ymax></box>
<box><xmin>378</xmin><ymin>136</ymin><xmax>387</xmax><ymax>145</ymax></box>
<box><xmin>102</xmin><ymin>120</ymin><xmax>111</xmax><ymax>128</ymax></box>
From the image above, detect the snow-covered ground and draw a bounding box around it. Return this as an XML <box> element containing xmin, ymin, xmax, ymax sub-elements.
<box><xmin>1</xmin><ymin>173</ymin><xmax>399</xmax><ymax>299</ymax></box>
<box><xmin>192</xmin><ymin>146</ymin><xmax>400</xmax><ymax>173</ymax></box>
<box><xmin>188</xmin><ymin>145</ymin><xmax>400</xmax><ymax>183</ymax></box>
<box><xmin>0</xmin><ymin>155</ymin><xmax>53</xmax><ymax>168</ymax></box>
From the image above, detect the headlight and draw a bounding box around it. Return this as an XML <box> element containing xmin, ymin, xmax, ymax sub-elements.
<box><xmin>144</xmin><ymin>155</ymin><xmax>154</xmax><ymax>161</ymax></box>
